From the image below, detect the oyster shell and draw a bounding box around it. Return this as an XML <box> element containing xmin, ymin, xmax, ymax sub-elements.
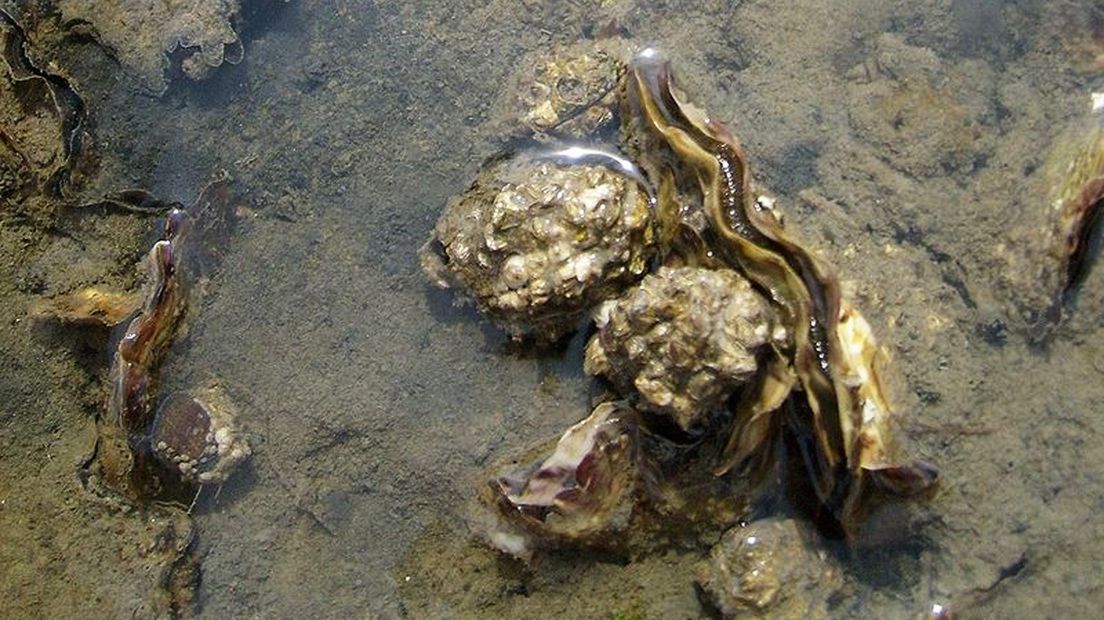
<box><xmin>584</xmin><ymin>266</ymin><xmax>779</xmax><ymax>430</ymax></box>
<box><xmin>994</xmin><ymin>94</ymin><xmax>1104</xmax><ymax>337</ymax></box>
<box><xmin>484</xmin><ymin>402</ymin><xmax>639</xmax><ymax>557</ymax></box>
<box><xmin>491</xmin><ymin>39</ymin><xmax>629</xmax><ymax>142</ymax></box>
<box><xmin>483</xmin><ymin>400</ymin><xmax>754</xmax><ymax>559</ymax></box>
<box><xmin>0</xmin><ymin>10</ymin><xmax>90</xmax><ymax>200</ymax></box>
<box><xmin>58</xmin><ymin>0</ymin><xmax>245</xmax><ymax>94</ymax></box>
<box><xmin>696</xmin><ymin>518</ymin><xmax>844</xmax><ymax>620</ymax></box>
<box><xmin>150</xmin><ymin>384</ymin><xmax>251</xmax><ymax>485</ymax></box>
<box><xmin>421</xmin><ymin>149</ymin><xmax>656</xmax><ymax>341</ymax></box>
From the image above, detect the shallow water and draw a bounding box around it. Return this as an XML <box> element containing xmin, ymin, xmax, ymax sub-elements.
<box><xmin>1</xmin><ymin>0</ymin><xmax>1103</xmax><ymax>618</ymax></box>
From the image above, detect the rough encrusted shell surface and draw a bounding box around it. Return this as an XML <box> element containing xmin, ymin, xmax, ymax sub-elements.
<box><xmin>584</xmin><ymin>266</ymin><xmax>776</xmax><ymax>429</ymax></box>
<box><xmin>490</xmin><ymin>38</ymin><xmax>629</xmax><ymax>141</ymax></box>
<box><xmin>696</xmin><ymin>518</ymin><xmax>843</xmax><ymax>620</ymax></box>
<box><xmin>421</xmin><ymin>153</ymin><xmax>656</xmax><ymax>341</ymax></box>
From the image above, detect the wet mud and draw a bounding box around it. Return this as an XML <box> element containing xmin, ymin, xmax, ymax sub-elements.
<box><xmin>1</xmin><ymin>0</ymin><xmax>1103</xmax><ymax>618</ymax></box>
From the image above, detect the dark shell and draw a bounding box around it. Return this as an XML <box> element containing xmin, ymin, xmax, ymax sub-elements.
<box><xmin>151</xmin><ymin>392</ymin><xmax>217</xmax><ymax>475</ymax></box>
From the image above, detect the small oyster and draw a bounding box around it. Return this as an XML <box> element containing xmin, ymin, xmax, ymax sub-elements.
<box><xmin>994</xmin><ymin>93</ymin><xmax>1104</xmax><ymax>336</ymax></box>
<box><xmin>584</xmin><ymin>266</ymin><xmax>778</xmax><ymax>430</ymax></box>
<box><xmin>421</xmin><ymin>148</ymin><xmax>656</xmax><ymax>341</ymax></box>
<box><xmin>0</xmin><ymin>10</ymin><xmax>90</xmax><ymax>199</ymax></box>
<box><xmin>491</xmin><ymin>38</ymin><xmax>629</xmax><ymax>141</ymax></box>
<box><xmin>696</xmin><ymin>518</ymin><xmax>844</xmax><ymax>620</ymax></box>
<box><xmin>59</xmin><ymin>0</ymin><xmax>245</xmax><ymax>93</ymax></box>
<box><xmin>484</xmin><ymin>402</ymin><xmax>639</xmax><ymax>557</ymax></box>
<box><xmin>150</xmin><ymin>384</ymin><xmax>251</xmax><ymax>485</ymax></box>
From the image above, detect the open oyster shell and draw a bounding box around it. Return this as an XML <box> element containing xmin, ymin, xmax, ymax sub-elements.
<box><xmin>482</xmin><ymin>401</ymin><xmax>754</xmax><ymax>559</ymax></box>
<box><xmin>421</xmin><ymin>149</ymin><xmax>656</xmax><ymax>341</ymax></box>
<box><xmin>484</xmin><ymin>402</ymin><xmax>639</xmax><ymax>557</ymax></box>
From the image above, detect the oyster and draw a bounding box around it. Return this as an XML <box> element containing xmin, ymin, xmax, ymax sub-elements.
<box><xmin>994</xmin><ymin>93</ymin><xmax>1104</xmax><ymax>337</ymax></box>
<box><xmin>625</xmin><ymin>49</ymin><xmax>935</xmax><ymax>533</ymax></box>
<box><xmin>58</xmin><ymin>0</ymin><xmax>245</xmax><ymax>93</ymax></box>
<box><xmin>421</xmin><ymin>148</ymin><xmax>656</xmax><ymax>341</ymax></box>
<box><xmin>485</xmin><ymin>402</ymin><xmax>639</xmax><ymax>557</ymax></box>
<box><xmin>0</xmin><ymin>10</ymin><xmax>90</xmax><ymax>200</ymax></box>
<box><xmin>151</xmin><ymin>384</ymin><xmax>251</xmax><ymax>485</ymax></box>
<box><xmin>585</xmin><ymin>266</ymin><xmax>779</xmax><ymax>430</ymax></box>
<box><xmin>490</xmin><ymin>38</ymin><xmax>629</xmax><ymax>142</ymax></box>
<box><xmin>696</xmin><ymin>518</ymin><xmax>844</xmax><ymax>620</ymax></box>
<box><xmin>83</xmin><ymin>179</ymin><xmax>250</xmax><ymax>502</ymax></box>
<box><xmin>484</xmin><ymin>400</ymin><xmax>754</xmax><ymax>558</ymax></box>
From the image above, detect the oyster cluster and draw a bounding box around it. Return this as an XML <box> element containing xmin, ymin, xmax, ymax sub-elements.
<box><xmin>586</xmin><ymin>266</ymin><xmax>780</xmax><ymax>430</ymax></box>
<box><xmin>421</xmin><ymin>149</ymin><xmax>657</xmax><ymax>341</ymax></box>
<box><xmin>424</xmin><ymin>42</ymin><xmax>937</xmax><ymax>582</ymax></box>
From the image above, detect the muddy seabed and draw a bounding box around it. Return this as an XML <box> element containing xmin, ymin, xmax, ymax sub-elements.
<box><xmin>1</xmin><ymin>0</ymin><xmax>1102</xmax><ymax>618</ymax></box>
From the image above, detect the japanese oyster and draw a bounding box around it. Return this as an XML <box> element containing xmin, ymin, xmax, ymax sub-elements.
<box><xmin>484</xmin><ymin>402</ymin><xmax>639</xmax><ymax>557</ymax></box>
<box><xmin>696</xmin><ymin>518</ymin><xmax>844</xmax><ymax>620</ymax></box>
<box><xmin>421</xmin><ymin>148</ymin><xmax>656</xmax><ymax>341</ymax></box>
<box><xmin>490</xmin><ymin>38</ymin><xmax>629</xmax><ymax>141</ymax></box>
<box><xmin>584</xmin><ymin>266</ymin><xmax>779</xmax><ymax>430</ymax></box>
<box><xmin>59</xmin><ymin>0</ymin><xmax>245</xmax><ymax>93</ymax></box>
<box><xmin>483</xmin><ymin>400</ymin><xmax>753</xmax><ymax>559</ymax></box>
<box><xmin>625</xmin><ymin>49</ymin><xmax>936</xmax><ymax>532</ymax></box>
<box><xmin>0</xmin><ymin>10</ymin><xmax>90</xmax><ymax>200</ymax></box>
<box><xmin>993</xmin><ymin>93</ymin><xmax>1104</xmax><ymax>338</ymax></box>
